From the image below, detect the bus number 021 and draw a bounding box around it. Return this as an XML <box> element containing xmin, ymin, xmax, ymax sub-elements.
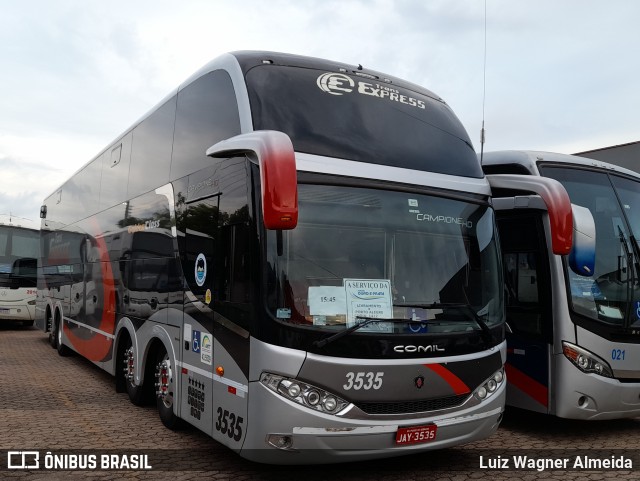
<box><xmin>612</xmin><ymin>349</ymin><xmax>626</xmax><ymax>361</ymax></box>
<box><xmin>215</xmin><ymin>407</ymin><xmax>243</xmax><ymax>441</ymax></box>
<box><xmin>343</xmin><ymin>371</ymin><xmax>384</xmax><ymax>391</ymax></box>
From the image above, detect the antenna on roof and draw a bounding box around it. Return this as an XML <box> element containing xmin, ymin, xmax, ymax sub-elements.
<box><xmin>0</xmin><ymin>213</ymin><xmax>35</xmax><ymax>226</ymax></box>
<box><xmin>480</xmin><ymin>0</ymin><xmax>488</xmax><ymax>164</ymax></box>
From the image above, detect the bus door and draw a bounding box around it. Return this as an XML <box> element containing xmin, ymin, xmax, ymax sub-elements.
<box><xmin>180</xmin><ymin>193</ymin><xmax>219</xmax><ymax>435</ymax></box>
<box><xmin>209</xmin><ymin>219</ymin><xmax>251</xmax><ymax>451</ymax></box>
<box><xmin>496</xmin><ymin>211</ymin><xmax>553</xmax><ymax>413</ymax></box>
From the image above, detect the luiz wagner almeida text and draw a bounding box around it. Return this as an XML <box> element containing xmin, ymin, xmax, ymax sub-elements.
<box><xmin>480</xmin><ymin>454</ymin><xmax>633</xmax><ymax>471</ymax></box>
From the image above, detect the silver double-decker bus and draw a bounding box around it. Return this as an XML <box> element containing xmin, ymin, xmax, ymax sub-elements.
<box><xmin>484</xmin><ymin>150</ymin><xmax>640</xmax><ymax>419</ymax></box>
<box><xmin>37</xmin><ymin>51</ymin><xmax>511</xmax><ymax>463</ymax></box>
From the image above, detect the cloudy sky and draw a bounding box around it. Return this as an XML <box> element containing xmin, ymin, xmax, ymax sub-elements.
<box><xmin>1</xmin><ymin>0</ymin><xmax>639</xmax><ymax>223</ymax></box>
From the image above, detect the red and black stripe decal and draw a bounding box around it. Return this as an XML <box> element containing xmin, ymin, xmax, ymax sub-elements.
<box><xmin>63</xmin><ymin>221</ymin><xmax>116</xmax><ymax>362</ymax></box>
<box><xmin>505</xmin><ymin>362</ymin><xmax>549</xmax><ymax>408</ymax></box>
<box><xmin>424</xmin><ymin>363</ymin><xmax>471</xmax><ymax>395</ymax></box>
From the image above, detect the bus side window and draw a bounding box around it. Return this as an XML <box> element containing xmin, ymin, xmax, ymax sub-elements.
<box><xmin>171</xmin><ymin>70</ymin><xmax>241</xmax><ymax>181</ymax></box>
<box><xmin>182</xmin><ymin>196</ymin><xmax>218</xmax><ymax>301</ymax></box>
<box><xmin>214</xmin><ymin>159</ymin><xmax>253</xmax><ymax>305</ymax></box>
<box><xmin>497</xmin><ymin>213</ymin><xmax>552</xmax><ymax>341</ymax></box>
<box><xmin>128</xmin><ymin>96</ymin><xmax>176</xmax><ymax>199</ymax></box>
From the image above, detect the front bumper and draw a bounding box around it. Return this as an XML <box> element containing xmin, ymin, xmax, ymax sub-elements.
<box><xmin>240</xmin><ymin>379</ymin><xmax>505</xmax><ymax>464</ymax></box>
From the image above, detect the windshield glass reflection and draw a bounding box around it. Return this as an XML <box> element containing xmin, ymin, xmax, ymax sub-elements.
<box><xmin>267</xmin><ymin>184</ymin><xmax>503</xmax><ymax>335</ymax></box>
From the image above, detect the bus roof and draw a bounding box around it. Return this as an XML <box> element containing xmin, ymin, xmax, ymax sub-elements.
<box><xmin>44</xmin><ymin>50</ymin><xmax>472</xmax><ymax>204</ymax></box>
<box><xmin>0</xmin><ymin>215</ymin><xmax>39</xmax><ymax>230</ymax></box>
<box><xmin>481</xmin><ymin>150</ymin><xmax>640</xmax><ymax>179</ymax></box>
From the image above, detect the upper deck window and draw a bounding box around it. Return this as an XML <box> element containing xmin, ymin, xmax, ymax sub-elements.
<box><xmin>245</xmin><ymin>65</ymin><xmax>482</xmax><ymax>178</ymax></box>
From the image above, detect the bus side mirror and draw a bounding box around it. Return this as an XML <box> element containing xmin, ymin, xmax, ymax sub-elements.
<box><xmin>486</xmin><ymin>174</ymin><xmax>573</xmax><ymax>255</ymax></box>
<box><xmin>206</xmin><ymin>131</ymin><xmax>298</xmax><ymax>230</ymax></box>
<box><xmin>568</xmin><ymin>204</ymin><xmax>595</xmax><ymax>277</ymax></box>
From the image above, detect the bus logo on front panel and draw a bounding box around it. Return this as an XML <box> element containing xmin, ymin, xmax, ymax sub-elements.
<box><xmin>316</xmin><ymin>73</ymin><xmax>355</xmax><ymax>96</ymax></box>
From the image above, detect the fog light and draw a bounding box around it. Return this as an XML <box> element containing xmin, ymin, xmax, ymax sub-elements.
<box><xmin>267</xmin><ymin>434</ymin><xmax>293</xmax><ymax>450</ymax></box>
<box><xmin>494</xmin><ymin>371</ymin><xmax>504</xmax><ymax>383</ymax></box>
<box><xmin>477</xmin><ymin>387</ymin><xmax>487</xmax><ymax>399</ymax></box>
<box><xmin>486</xmin><ymin>379</ymin><xmax>497</xmax><ymax>392</ymax></box>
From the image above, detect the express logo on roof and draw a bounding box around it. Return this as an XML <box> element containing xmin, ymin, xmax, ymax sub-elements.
<box><xmin>316</xmin><ymin>72</ymin><xmax>426</xmax><ymax>110</ymax></box>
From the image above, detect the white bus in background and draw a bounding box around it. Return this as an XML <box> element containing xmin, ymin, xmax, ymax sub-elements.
<box><xmin>0</xmin><ymin>216</ymin><xmax>39</xmax><ymax>326</ymax></box>
<box><xmin>483</xmin><ymin>150</ymin><xmax>640</xmax><ymax>420</ymax></box>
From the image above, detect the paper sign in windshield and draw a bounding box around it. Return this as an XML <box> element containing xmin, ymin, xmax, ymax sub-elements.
<box><xmin>308</xmin><ymin>286</ymin><xmax>347</xmax><ymax>316</ymax></box>
<box><xmin>344</xmin><ymin>279</ymin><xmax>392</xmax><ymax>328</ymax></box>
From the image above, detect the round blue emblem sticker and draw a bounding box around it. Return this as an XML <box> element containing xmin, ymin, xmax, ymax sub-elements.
<box><xmin>195</xmin><ymin>253</ymin><xmax>207</xmax><ymax>287</ymax></box>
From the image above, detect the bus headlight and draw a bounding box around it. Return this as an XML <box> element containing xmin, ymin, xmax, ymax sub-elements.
<box><xmin>562</xmin><ymin>341</ymin><xmax>613</xmax><ymax>378</ymax></box>
<box><xmin>260</xmin><ymin>372</ymin><xmax>350</xmax><ymax>415</ymax></box>
<box><xmin>474</xmin><ymin>367</ymin><xmax>505</xmax><ymax>401</ymax></box>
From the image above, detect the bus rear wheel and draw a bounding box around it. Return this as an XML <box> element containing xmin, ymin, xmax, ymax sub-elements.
<box><xmin>155</xmin><ymin>345</ymin><xmax>181</xmax><ymax>430</ymax></box>
<box><xmin>121</xmin><ymin>337</ymin><xmax>150</xmax><ymax>406</ymax></box>
<box><xmin>56</xmin><ymin>319</ymin><xmax>72</xmax><ymax>356</ymax></box>
<box><xmin>48</xmin><ymin>311</ymin><xmax>57</xmax><ymax>348</ymax></box>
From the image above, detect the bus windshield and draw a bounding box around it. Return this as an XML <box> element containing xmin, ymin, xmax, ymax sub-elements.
<box><xmin>267</xmin><ymin>184</ymin><xmax>503</xmax><ymax>334</ymax></box>
<box><xmin>0</xmin><ymin>226</ymin><xmax>39</xmax><ymax>288</ymax></box>
<box><xmin>541</xmin><ymin>166</ymin><xmax>640</xmax><ymax>328</ymax></box>
<box><xmin>245</xmin><ymin>64</ymin><xmax>482</xmax><ymax>178</ymax></box>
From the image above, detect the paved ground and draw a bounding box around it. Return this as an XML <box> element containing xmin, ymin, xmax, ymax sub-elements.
<box><xmin>1</xmin><ymin>324</ymin><xmax>639</xmax><ymax>480</ymax></box>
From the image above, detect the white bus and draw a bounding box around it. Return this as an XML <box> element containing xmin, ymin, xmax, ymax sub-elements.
<box><xmin>0</xmin><ymin>217</ymin><xmax>39</xmax><ymax>326</ymax></box>
<box><xmin>483</xmin><ymin>150</ymin><xmax>640</xmax><ymax>420</ymax></box>
<box><xmin>37</xmin><ymin>51</ymin><xmax>527</xmax><ymax>464</ymax></box>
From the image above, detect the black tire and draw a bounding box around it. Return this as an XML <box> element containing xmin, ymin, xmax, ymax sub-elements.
<box><xmin>121</xmin><ymin>336</ymin><xmax>151</xmax><ymax>406</ymax></box>
<box><xmin>48</xmin><ymin>311</ymin><xmax>57</xmax><ymax>348</ymax></box>
<box><xmin>155</xmin><ymin>344</ymin><xmax>182</xmax><ymax>430</ymax></box>
<box><xmin>56</xmin><ymin>318</ymin><xmax>72</xmax><ymax>357</ymax></box>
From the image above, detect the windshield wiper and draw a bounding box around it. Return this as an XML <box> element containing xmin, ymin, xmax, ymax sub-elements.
<box><xmin>617</xmin><ymin>226</ymin><xmax>637</xmax><ymax>325</ymax></box>
<box><xmin>395</xmin><ymin>302</ymin><xmax>493</xmax><ymax>344</ymax></box>
<box><xmin>312</xmin><ymin>303</ymin><xmax>494</xmax><ymax>350</ymax></box>
<box><xmin>312</xmin><ymin>317</ymin><xmax>419</xmax><ymax>349</ymax></box>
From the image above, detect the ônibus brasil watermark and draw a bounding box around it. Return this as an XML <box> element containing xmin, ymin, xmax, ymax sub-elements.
<box><xmin>5</xmin><ymin>451</ymin><xmax>151</xmax><ymax>471</ymax></box>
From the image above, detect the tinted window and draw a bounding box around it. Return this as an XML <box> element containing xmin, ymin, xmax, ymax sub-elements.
<box><xmin>100</xmin><ymin>133</ymin><xmax>132</xmax><ymax>209</ymax></box>
<box><xmin>50</xmin><ymin>156</ymin><xmax>104</xmax><ymax>226</ymax></box>
<box><xmin>171</xmin><ymin>70</ymin><xmax>242</xmax><ymax>180</ymax></box>
<box><xmin>246</xmin><ymin>65</ymin><xmax>481</xmax><ymax>178</ymax></box>
<box><xmin>179</xmin><ymin>157</ymin><xmax>252</xmax><ymax>305</ymax></box>
<box><xmin>496</xmin><ymin>213</ymin><xmax>551</xmax><ymax>340</ymax></box>
<box><xmin>128</xmin><ymin>96</ymin><xmax>177</xmax><ymax>197</ymax></box>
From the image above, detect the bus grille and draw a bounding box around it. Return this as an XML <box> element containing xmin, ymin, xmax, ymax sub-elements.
<box><xmin>354</xmin><ymin>393</ymin><xmax>470</xmax><ymax>415</ymax></box>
